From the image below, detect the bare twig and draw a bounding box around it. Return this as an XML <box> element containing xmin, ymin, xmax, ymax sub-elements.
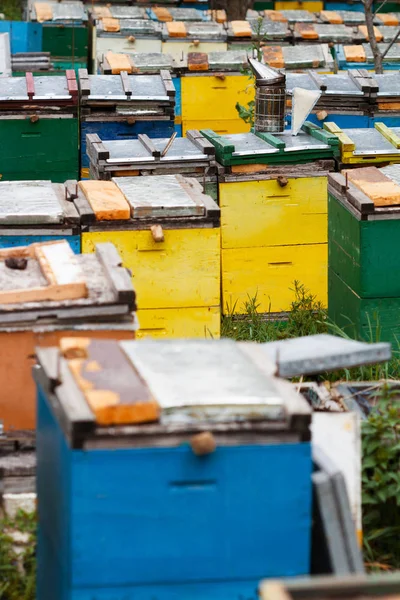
<box><xmin>381</xmin><ymin>28</ymin><xmax>400</xmax><ymax>59</ymax></box>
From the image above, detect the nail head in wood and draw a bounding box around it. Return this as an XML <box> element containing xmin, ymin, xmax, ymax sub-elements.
<box><xmin>190</xmin><ymin>432</ymin><xmax>216</xmax><ymax>456</ymax></box>
<box><xmin>151</xmin><ymin>224</ymin><xmax>164</xmax><ymax>243</ymax></box>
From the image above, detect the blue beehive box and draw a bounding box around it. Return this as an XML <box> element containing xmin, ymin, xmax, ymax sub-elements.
<box><xmin>35</xmin><ymin>339</ymin><xmax>313</xmax><ymax>600</ymax></box>
<box><xmin>0</xmin><ymin>180</ymin><xmax>81</xmax><ymax>252</ymax></box>
<box><xmin>79</xmin><ymin>69</ymin><xmax>175</xmax><ymax>178</ymax></box>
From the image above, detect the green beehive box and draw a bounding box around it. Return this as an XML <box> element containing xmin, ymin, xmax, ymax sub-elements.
<box><xmin>328</xmin><ymin>165</ymin><xmax>400</xmax><ymax>343</ymax></box>
<box><xmin>30</xmin><ymin>1</ymin><xmax>88</xmax><ymax>63</ymax></box>
<box><xmin>0</xmin><ymin>73</ymin><xmax>79</xmax><ymax>182</ymax></box>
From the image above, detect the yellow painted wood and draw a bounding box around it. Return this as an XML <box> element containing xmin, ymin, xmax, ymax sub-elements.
<box><xmin>183</xmin><ymin>119</ymin><xmax>251</xmax><ymax>136</ymax></box>
<box><xmin>162</xmin><ymin>41</ymin><xmax>227</xmax><ymax>60</ymax></box>
<box><xmin>222</xmin><ymin>243</ymin><xmax>327</xmax><ymax>314</ymax></box>
<box><xmin>274</xmin><ymin>1</ymin><xmax>323</xmax><ymax>11</ymax></box>
<box><xmin>220</xmin><ymin>177</ymin><xmax>327</xmax><ymax>249</ymax></box>
<box><xmin>181</xmin><ymin>74</ymin><xmax>254</xmax><ymax>123</ymax></box>
<box><xmin>136</xmin><ymin>306</ymin><xmax>220</xmax><ymax>339</ymax></box>
<box><xmin>81</xmin><ymin>228</ymin><xmax>220</xmax><ymax>309</ymax></box>
<box><xmin>340</xmin><ymin>154</ymin><xmax>400</xmax><ymax>164</ymax></box>
<box><xmin>374</xmin><ymin>122</ymin><xmax>400</xmax><ymax>148</ymax></box>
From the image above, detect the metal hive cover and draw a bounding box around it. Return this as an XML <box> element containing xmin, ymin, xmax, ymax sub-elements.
<box><xmin>104</xmin><ymin>137</ymin><xmax>207</xmax><ymax>163</ymax></box>
<box><xmin>225</xmin><ymin>133</ymin><xmax>280</xmax><ymax>156</ymax></box>
<box><xmin>87</xmin><ymin>74</ymin><xmax>168</xmax><ymax>99</ymax></box>
<box><xmin>280</xmin><ymin>10</ymin><xmax>316</xmax><ymax>22</ymax></box>
<box><xmin>336</xmin><ymin>10</ymin><xmax>365</xmax><ymax>24</ymax></box>
<box><xmin>282</xmin><ymin>44</ymin><xmax>331</xmax><ymax>68</ymax></box>
<box><xmin>249</xmin><ymin>19</ymin><xmax>289</xmax><ymax>38</ymax></box>
<box><xmin>279</xmin><ymin>131</ymin><xmax>329</xmax><ymax>151</ymax></box>
<box><xmin>120</xmin><ymin>339</ymin><xmax>285</xmax><ymax>417</ymax></box>
<box><xmin>168</xmin><ymin>8</ymin><xmax>203</xmax><ymax>20</ymax></box>
<box><xmin>364</xmin><ymin>42</ymin><xmax>400</xmax><ymax>62</ymax></box>
<box><xmin>380</xmin><ymin>164</ymin><xmax>400</xmax><ymax>183</ymax></box>
<box><xmin>51</xmin><ymin>2</ymin><xmax>87</xmax><ymax>21</ymax></box>
<box><xmin>314</xmin><ymin>24</ymin><xmax>354</xmax><ymax>41</ymax></box>
<box><xmin>113</xmin><ymin>175</ymin><xmax>206</xmax><ymax>218</ymax></box>
<box><xmin>285</xmin><ymin>73</ymin><xmax>319</xmax><ymax>92</ymax></box>
<box><xmin>345</xmin><ymin>128</ymin><xmax>400</xmax><ymax>155</ymax></box>
<box><xmin>109</xmin><ymin>6</ymin><xmax>146</xmax><ymax>19</ymax></box>
<box><xmin>375</xmin><ymin>72</ymin><xmax>400</xmax><ymax>96</ymax></box>
<box><xmin>379</xmin><ymin>26</ymin><xmax>400</xmax><ymax>41</ymax></box>
<box><xmin>185</xmin><ymin>22</ymin><xmax>226</xmax><ymax>40</ymax></box>
<box><xmin>0</xmin><ymin>181</ymin><xmax>64</xmax><ymax>224</ymax></box>
<box><xmin>119</xmin><ymin>19</ymin><xmax>159</xmax><ymax>35</ymax></box>
<box><xmin>320</xmin><ymin>74</ymin><xmax>363</xmax><ymax>95</ymax></box>
<box><xmin>208</xmin><ymin>50</ymin><xmax>248</xmax><ymax>70</ymax></box>
<box><xmin>261</xmin><ymin>334</ymin><xmax>391</xmax><ymax>377</ymax></box>
<box><xmin>128</xmin><ymin>52</ymin><xmax>175</xmax><ymax>72</ymax></box>
<box><xmin>0</xmin><ymin>75</ymin><xmax>70</xmax><ymax>101</ymax></box>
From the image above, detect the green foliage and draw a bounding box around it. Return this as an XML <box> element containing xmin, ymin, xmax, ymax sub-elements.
<box><xmin>362</xmin><ymin>392</ymin><xmax>400</xmax><ymax>570</ymax></box>
<box><xmin>1</xmin><ymin>0</ymin><xmax>22</xmax><ymax>20</ymax></box>
<box><xmin>0</xmin><ymin>511</ymin><xmax>36</xmax><ymax>600</ymax></box>
<box><xmin>235</xmin><ymin>100</ymin><xmax>255</xmax><ymax>127</ymax></box>
<box><xmin>221</xmin><ymin>281</ymin><xmax>328</xmax><ymax>342</ymax></box>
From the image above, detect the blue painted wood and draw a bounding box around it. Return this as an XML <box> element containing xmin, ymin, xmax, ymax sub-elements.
<box><xmin>370</xmin><ymin>116</ymin><xmax>400</xmax><ymax>127</ymax></box>
<box><xmin>324</xmin><ymin>2</ymin><xmax>364</xmax><ymax>11</ymax></box>
<box><xmin>80</xmin><ymin>120</ymin><xmax>175</xmax><ymax>168</ymax></box>
<box><xmin>0</xmin><ymin>21</ymin><xmax>42</xmax><ymax>53</ymax></box>
<box><xmin>335</xmin><ymin>45</ymin><xmax>400</xmax><ymax>71</ymax></box>
<box><xmin>0</xmin><ymin>234</ymin><xmax>80</xmax><ymax>253</ymax></box>
<box><xmin>306</xmin><ymin>113</ymin><xmax>370</xmax><ymax>128</ymax></box>
<box><xmin>37</xmin><ymin>380</ymin><xmax>312</xmax><ymax>600</ymax></box>
<box><xmin>173</xmin><ymin>76</ymin><xmax>182</xmax><ymax>117</ymax></box>
<box><xmin>174</xmin><ymin>123</ymin><xmax>183</xmax><ymax>137</ymax></box>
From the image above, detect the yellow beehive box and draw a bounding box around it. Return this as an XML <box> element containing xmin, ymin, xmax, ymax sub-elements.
<box><xmin>181</xmin><ymin>71</ymin><xmax>254</xmax><ymax>136</ymax></box>
<box><xmin>79</xmin><ymin>175</ymin><xmax>221</xmax><ymax>338</ymax></box>
<box><xmin>274</xmin><ymin>1</ymin><xmax>323</xmax><ymax>11</ymax></box>
<box><xmin>219</xmin><ymin>175</ymin><xmax>328</xmax><ymax>315</ymax></box>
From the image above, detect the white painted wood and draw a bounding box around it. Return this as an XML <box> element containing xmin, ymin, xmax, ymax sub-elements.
<box><xmin>0</xmin><ymin>33</ymin><xmax>12</xmax><ymax>77</ymax></box>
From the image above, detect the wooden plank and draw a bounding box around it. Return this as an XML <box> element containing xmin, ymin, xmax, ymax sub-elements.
<box><xmin>102</xmin><ymin>17</ymin><xmax>120</xmax><ymax>32</ymax></box>
<box><xmin>0</xmin><ymin>241</ymin><xmax>88</xmax><ymax>305</ymax></box>
<box><xmin>78</xmin><ymin>68</ymin><xmax>90</xmax><ymax>96</ymax></box>
<box><xmin>65</xmin><ymin>339</ymin><xmax>159</xmax><ymax>426</ymax></box>
<box><xmin>186</xmin><ymin>130</ymin><xmax>215</xmax><ymax>155</ymax></box>
<box><xmin>78</xmin><ymin>181</ymin><xmax>131</xmax><ymax>221</ymax></box>
<box><xmin>53</xmin><ymin>183</ymin><xmax>81</xmax><ymax>225</ymax></box>
<box><xmin>262</xmin><ymin>46</ymin><xmax>285</xmax><ymax>69</ymax></box>
<box><xmin>345</xmin><ymin>166</ymin><xmax>400</xmax><ymax>207</ymax></box>
<box><xmin>72</xmin><ymin>187</ymin><xmax>96</xmax><ymax>225</ymax></box>
<box><xmin>308</xmin><ymin>70</ymin><xmax>326</xmax><ymax>91</ymax></box>
<box><xmin>86</xmin><ymin>134</ymin><xmax>110</xmax><ymax>162</ymax></box>
<box><xmin>66</xmin><ymin>73</ymin><xmax>78</xmax><ymax>99</ymax></box>
<box><xmin>34</xmin><ymin>2</ymin><xmax>52</xmax><ymax>22</ymax></box>
<box><xmin>153</xmin><ymin>6</ymin><xmax>172</xmax><ymax>21</ymax></box>
<box><xmin>105</xmin><ymin>52</ymin><xmax>133</xmax><ymax>75</ymax></box>
<box><xmin>294</xmin><ymin>23</ymin><xmax>318</xmax><ymax>40</ymax></box>
<box><xmin>343</xmin><ymin>45</ymin><xmax>366</xmax><ymax>63</ymax></box>
<box><xmin>231</xmin><ymin>20</ymin><xmax>252</xmax><ymax>37</ymax></box>
<box><xmin>187</xmin><ymin>52</ymin><xmax>209</xmax><ymax>71</ymax></box>
<box><xmin>374</xmin><ymin>122</ymin><xmax>400</xmax><ymax>148</ymax></box>
<box><xmin>95</xmin><ymin>243</ymin><xmax>136</xmax><ymax>308</ymax></box>
<box><xmin>359</xmin><ymin>24</ymin><xmax>383</xmax><ymax>42</ymax></box>
<box><xmin>320</xmin><ymin>10</ymin><xmax>343</xmax><ymax>24</ymax></box>
<box><xmin>120</xmin><ymin>71</ymin><xmax>132</xmax><ymax>97</ymax></box>
<box><xmin>255</xmin><ymin>131</ymin><xmax>286</xmax><ymax>149</ymax></box>
<box><xmin>138</xmin><ymin>134</ymin><xmax>161</xmax><ymax>158</ymax></box>
<box><xmin>166</xmin><ymin>21</ymin><xmax>187</xmax><ymax>37</ymax></box>
<box><xmin>25</xmin><ymin>72</ymin><xmax>35</xmax><ymax>100</ymax></box>
<box><xmin>160</xmin><ymin>69</ymin><xmax>176</xmax><ymax>97</ymax></box>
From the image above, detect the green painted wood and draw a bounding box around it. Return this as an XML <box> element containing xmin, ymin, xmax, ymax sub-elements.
<box><xmin>42</xmin><ymin>25</ymin><xmax>88</xmax><ymax>59</ymax></box>
<box><xmin>0</xmin><ymin>118</ymin><xmax>79</xmax><ymax>181</ymax></box>
<box><xmin>329</xmin><ymin>192</ymin><xmax>400</xmax><ymax>298</ymax></box>
<box><xmin>328</xmin><ymin>268</ymin><xmax>400</xmax><ymax>345</ymax></box>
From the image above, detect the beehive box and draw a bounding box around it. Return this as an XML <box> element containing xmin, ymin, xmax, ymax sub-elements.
<box><xmin>85</xmin><ymin>130</ymin><xmax>219</xmax><ymax>200</ymax></box>
<box><xmin>161</xmin><ymin>21</ymin><xmax>227</xmax><ymax>59</ymax></box>
<box><xmin>325</xmin><ymin>121</ymin><xmax>400</xmax><ymax>166</ymax></box>
<box><xmin>0</xmin><ymin>73</ymin><xmax>79</xmax><ymax>182</ymax></box>
<box><xmin>0</xmin><ymin>240</ymin><xmax>137</xmax><ymax>430</ymax></box>
<box><xmin>227</xmin><ymin>18</ymin><xmax>292</xmax><ymax>50</ymax></box>
<box><xmin>35</xmin><ymin>338</ymin><xmax>312</xmax><ymax>600</ymax></box>
<box><xmin>285</xmin><ymin>70</ymin><xmax>376</xmax><ymax>128</ymax></box>
<box><xmin>202</xmin><ymin>123</ymin><xmax>339</xmax><ymax>315</ymax></box>
<box><xmin>262</xmin><ymin>43</ymin><xmax>334</xmax><ymax>71</ymax></box>
<box><xmin>147</xmin><ymin>6</ymin><xmax>208</xmax><ymax>20</ymax></box>
<box><xmin>29</xmin><ymin>1</ymin><xmax>89</xmax><ymax>70</ymax></box>
<box><xmin>93</xmin><ymin>19</ymin><xmax>162</xmax><ymax>73</ymax></box>
<box><xmin>329</xmin><ymin>164</ymin><xmax>400</xmax><ymax>343</ymax></box>
<box><xmin>293</xmin><ymin>22</ymin><xmax>361</xmax><ymax>43</ymax></box>
<box><xmin>273</xmin><ymin>1</ymin><xmax>323</xmax><ymax>11</ymax></box>
<box><xmin>78</xmin><ymin>69</ymin><xmax>175</xmax><ymax>177</ymax></box>
<box><xmin>0</xmin><ymin>180</ymin><xmax>81</xmax><ymax>252</ymax></box>
<box><xmin>76</xmin><ymin>175</ymin><xmax>220</xmax><ymax>338</ymax></box>
<box><xmin>336</xmin><ymin>42</ymin><xmax>400</xmax><ymax>70</ymax></box>
<box><xmin>181</xmin><ymin>50</ymin><xmax>253</xmax><ymax>135</ymax></box>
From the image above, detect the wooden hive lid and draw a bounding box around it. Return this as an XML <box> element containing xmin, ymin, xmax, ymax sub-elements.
<box><xmin>344</xmin><ymin>166</ymin><xmax>400</xmax><ymax>206</ymax></box>
<box><xmin>343</xmin><ymin>45</ymin><xmax>366</xmax><ymax>62</ymax></box>
<box><xmin>166</xmin><ymin>21</ymin><xmax>187</xmax><ymax>37</ymax></box>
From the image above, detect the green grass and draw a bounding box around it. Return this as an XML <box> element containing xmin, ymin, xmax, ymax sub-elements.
<box><xmin>0</xmin><ymin>510</ymin><xmax>36</xmax><ymax>600</ymax></box>
<box><xmin>1</xmin><ymin>0</ymin><xmax>22</xmax><ymax>20</ymax></box>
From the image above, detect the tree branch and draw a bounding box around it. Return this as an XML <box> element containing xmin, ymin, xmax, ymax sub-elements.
<box><xmin>373</xmin><ymin>0</ymin><xmax>389</xmax><ymax>17</ymax></box>
<box><xmin>381</xmin><ymin>28</ymin><xmax>400</xmax><ymax>59</ymax></box>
